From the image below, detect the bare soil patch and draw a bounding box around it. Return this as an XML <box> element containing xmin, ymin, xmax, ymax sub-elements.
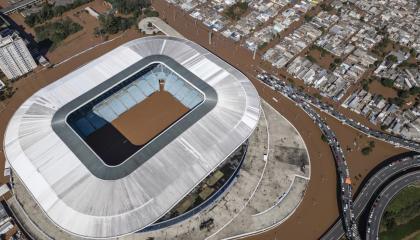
<box><xmin>369</xmin><ymin>80</ymin><xmax>398</xmax><ymax>99</ymax></box>
<box><xmin>112</xmin><ymin>90</ymin><xmax>189</xmax><ymax>146</ymax></box>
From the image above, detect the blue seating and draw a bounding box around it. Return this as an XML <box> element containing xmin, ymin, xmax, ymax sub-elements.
<box><xmin>108</xmin><ymin>98</ymin><xmax>127</xmax><ymax>115</ymax></box>
<box><xmin>169</xmin><ymin>80</ymin><xmax>184</xmax><ymax>95</ymax></box>
<box><xmin>86</xmin><ymin>112</ymin><xmax>107</xmax><ymax>129</ymax></box>
<box><xmin>74</xmin><ymin>117</ymin><xmax>96</xmax><ymax>137</ymax></box>
<box><xmin>136</xmin><ymin>80</ymin><xmax>155</xmax><ymax>96</ymax></box>
<box><xmin>72</xmin><ymin>63</ymin><xmax>206</xmax><ymax>139</ymax></box>
<box><xmin>93</xmin><ymin>104</ymin><xmax>118</xmax><ymax>122</ymax></box>
<box><xmin>126</xmin><ymin>85</ymin><xmax>146</xmax><ymax>103</ymax></box>
<box><xmin>145</xmin><ymin>75</ymin><xmax>159</xmax><ymax>91</ymax></box>
<box><xmin>180</xmin><ymin>90</ymin><xmax>196</xmax><ymax>105</ymax></box>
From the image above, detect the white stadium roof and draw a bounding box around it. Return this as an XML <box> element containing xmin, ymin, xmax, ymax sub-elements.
<box><xmin>4</xmin><ymin>36</ymin><xmax>260</xmax><ymax>238</ymax></box>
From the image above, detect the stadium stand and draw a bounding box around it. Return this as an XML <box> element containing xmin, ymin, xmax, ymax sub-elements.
<box><xmin>68</xmin><ymin>63</ymin><xmax>204</xmax><ymax>139</ymax></box>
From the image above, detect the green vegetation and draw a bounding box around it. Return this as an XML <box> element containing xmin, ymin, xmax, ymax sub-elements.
<box><xmin>309</xmin><ymin>44</ymin><xmax>329</xmax><ymax>57</ymax></box>
<box><xmin>380</xmin><ymin>215</ymin><xmax>420</xmax><ymax>240</ymax></box>
<box><xmin>398</xmin><ymin>90</ymin><xmax>410</xmax><ymax>99</ymax></box>
<box><xmin>25</xmin><ymin>0</ymin><xmax>93</xmax><ymax>27</ymax></box>
<box><xmin>258</xmin><ymin>42</ymin><xmax>268</xmax><ymax>50</ymax></box>
<box><xmin>328</xmin><ymin>57</ymin><xmax>342</xmax><ymax>70</ymax></box>
<box><xmin>398</xmin><ymin>61</ymin><xmax>418</xmax><ymax>68</ymax></box>
<box><xmin>388</xmin><ymin>96</ymin><xmax>405</xmax><ymax>107</ymax></box>
<box><xmin>304</xmin><ymin>15</ymin><xmax>313</xmax><ymax>22</ymax></box>
<box><xmin>380</xmin><ymin>77</ymin><xmax>394</xmax><ymax>88</ymax></box>
<box><xmin>35</xmin><ymin>18</ymin><xmax>83</xmax><ymax>50</ymax></box>
<box><xmin>306</xmin><ymin>55</ymin><xmax>317</xmax><ymax>63</ymax></box>
<box><xmin>386</xmin><ymin>54</ymin><xmax>398</xmax><ymax>63</ymax></box>
<box><xmin>0</xmin><ymin>81</ymin><xmax>14</xmax><ymax>101</ymax></box>
<box><xmin>321</xmin><ymin>134</ymin><xmax>328</xmax><ymax>143</ymax></box>
<box><xmin>409</xmin><ymin>48</ymin><xmax>417</xmax><ymax>58</ymax></box>
<box><xmin>313</xmin><ymin>92</ymin><xmax>322</xmax><ymax>100</ymax></box>
<box><xmin>95</xmin><ymin>14</ymin><xmax>135</xmax><ymax>35</ymax></box>
<box><xmin>380</xmin><ymin>185</ymin><xmax>420</xmax><ymax>239</ymax></box>
<box><xmin>95</xmin><ymin>1</ymin><xmax>157</xmax><ymax>36</ymax></box>
<box><xmin>224</xmin><ymin>2</ymin><xmax>248</xmax><ymax>20</ymax></box>
<box><xmin>380</xmin><ymin>124</ymin><xmax>388</xmax><ymax>131</ymax></box>
<box><xmin>361</xmin><ymin>141</ymin><xmax>375</xmax><ymax>155</ymax></box>
<box><xmin>143</xmin><ymin>8</ymin><xmax>159</xmax><ymax>18</ymax></box>
<box><xmin>372</xmin><ymin>37</ymin><xmax>391</xmax><ymax>57</ymax></box>
<box><xmin>361</xmin><ymin>79</ymin><xmax>372</xmax><ymax>91</ymax></box>
<box><xmin>361</xmin><ymin>147</ymin><xmax>372</xmax><ymax>155</ymax></box>
<box><xmin>106</xmin><ymin>0</ymin><xmax>150</xmax><ymax>15</ymax></box>
<box><xmin>320</xmin><ymin>3</ymin><xmax>334</xmax><ymax>12</ymax></box>
<box><xmin>409</xmin><ymin>87</ymin><xmax>420</xmax><ymax>95</ymax></box>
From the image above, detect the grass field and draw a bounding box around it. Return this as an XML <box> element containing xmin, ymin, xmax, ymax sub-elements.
<box><xmin>380</xmin><ymin>215</ymin><xmax>420</xmax><ymax>240</ymax></box>
<box><xmin>380</xmin><ymin>184</ymin><xmax>420</xmax><ymax>240</ymax></box>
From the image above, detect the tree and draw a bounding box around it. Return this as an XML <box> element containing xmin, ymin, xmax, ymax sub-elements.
<box><xmin>304</xmin><ymin>15</ymin><xmax>313</xmax><ymax>22</ymax></box>
<box><xmin>388</xmin><ymin>97</ymin><xmax>405</xmax><ymax>107</ymax></box>
<box><xmin>409</xmin><ymin>48</ymin><xmax>417</xmax><ymax>57</ymax></box>
<box><xmin>306</xmin><ymin>55</ymin><xmax>317</xmax><ymax>63</ymax></box>
<box><xmin>321</xmin><ymin>134</ymin><xmax>328</xmax><ymax>143</ymax></box>
<box><xmin>35</xmin><ymin>18</ymin><xmax>83</xmax><ymax>49</ymax></box>
<box><xmin>361</xmin><ymin>147</ymin><xmax>372</xmax><ymax>155</ymax></box>
<box><xmin>409</xmin><ymin>87</ymin><xmax>420</xmax><ymax>95</ymax></box>
<box><xmin>386</xmin><ymin>54</ymin><xmax>398</xmax><ymax>63</ymax></box>
<box><xmin>313</xmin><ymin>93</ymin><xmax>322</xmax><ymax>100</ymax></box>
<box><xmin>361</xmin><ymin>79</ymin><xmax>370</xmax><ymax>91</ymax></box>
<box><xmin>398</xmin><ymin>90</ymin><xmax>409</xmax><ymax>99</ymax></box>
<box><xmin>320</xmin><ymin>3</ymin><xmax>333</xmax><ymax>11</ymax></box>
<box><xmin>97</xmin><ymin>14</ymin><xmax>135</xmax><ymax>35</ymax></box>
<box><xmin>25</xmin><ymin>0</ymin><xmax>94</xmax><ymax>27</ymax></box>
<box><xmin>223</xmin><ymin>2</ymin><xmax>248</xmax><ymax>20</ymax></box>
<box><xmin>380</xmin><ymin>124</ymin><xmax>388</xmax><ymax>131</ymax></box>
<box><xmin>380</xmin><ymin>78</ymin><xmax>394</xmax><ymax>88</ymax></box>
<box><xmin>107</xmin><ymin>0</ymin><xmax>151</xmax><ymax>14</ymax></box>
<box><xmin>143</xmin><ymin>8</ymin><xmax>159</xmax><ymax>17</ymax></box>
<box><xmin>329</xmin><ymin>62</ymin><xmax>337</xmax><ymax>70</ymax></box>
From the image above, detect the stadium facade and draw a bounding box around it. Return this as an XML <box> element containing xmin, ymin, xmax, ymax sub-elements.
<box><xmin>3</xmin><ymin>36</ymin><xmax>260</xmax><ymax>238</ymax></box>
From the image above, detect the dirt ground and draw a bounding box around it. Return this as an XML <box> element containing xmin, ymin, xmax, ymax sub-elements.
<box><xmin>304</xmin><ymin>47</ymin><xmax>336</xmax><ymax>70</ymax></box>
<box><xmin>0</xmin><ymin>1</ymin><xmax>410</xmax><ymax>239</ymax></box>
<box><xmin>113</xmin><ymin>90</ymin><xmax>189</xmax><ymax>146</ymax></box>
<box><xmin>317</xmin><ymin>110</ymin><xmax>407</xmax><ymax>195</ymax></box>
<box><xmin>8</xmin><ymin>0</ymin><xmax>113</xmax><ymax>63</ymax></box>
<box><xmin>151</xmin><ymin>1</ymin><xmax>410</xmax><ymax>239</ymax></box>
<box><xmin>0</xmin><ymin>0</ymin><xmax>10</xmax><ymax>8</ymax></box>
<box><xmin>368</xmin><ymin>80</ymin><xmax>398</xmax><ymax>99</ymax></box>
<box><xmin>153</xmin><ymin>3</ymin><xmax>340</xmax><ymax>237</ymax></box>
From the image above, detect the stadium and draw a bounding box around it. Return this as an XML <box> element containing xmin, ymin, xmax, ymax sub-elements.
<box><xmin>3</xmin><ymin>36</ymin><xmax>260</xmax><ymax>238</ymax></box>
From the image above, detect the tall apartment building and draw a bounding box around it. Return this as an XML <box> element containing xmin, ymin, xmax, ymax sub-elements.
<box><xmin>0</xmin><ymin>32</ymin><xmax>36</xmax><ymax>79</ymax></box>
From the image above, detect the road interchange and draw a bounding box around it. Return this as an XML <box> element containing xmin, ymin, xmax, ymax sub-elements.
<box><xmin>365</xmin><ymin>171</ymin><xmax>420</xmax><ymax>240</ymax></box>
<box><xmin>255</xmin><ymin>72</ymin><xmax>420</xmax><ymax>240</ymax></box>
<box><xmin>257</xmin><ymin>73</ymin><xmax>360</xmax><ymax>240</ymax></box>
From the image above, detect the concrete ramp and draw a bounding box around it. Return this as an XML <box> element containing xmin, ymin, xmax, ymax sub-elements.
<box><xmin>138</xmin><ymin>17</ymin><xmax>185</xmax><ymax>39</ymax></box>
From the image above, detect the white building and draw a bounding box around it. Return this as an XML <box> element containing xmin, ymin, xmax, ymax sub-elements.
<box><xmin>0</xmin><ymin>32</ymin><xmax>36</xmax><ymax>79</ymax></box>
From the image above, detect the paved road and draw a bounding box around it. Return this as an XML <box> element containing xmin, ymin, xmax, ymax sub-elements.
<box><xmin>322</xmin><ymin>155</ymin><xmax>420</xmax><ymax>240</ymax></box>
<box><xmin>138</xmin><ymin>17</ymin><xmax>186</xmax><ymax>39</ymax></box>
<box><xmin>256</xmin><ymin>73</ymin><xmax>360</xmax><ymax>240</ymax></box>
<box><xmin>255</xmin><ymin>72</ymin><xmax>420</xmax><ymax>240</ymax></box>
<box><xmin>255</xmin><ymin>72</ymin><xmax>420</xmax><ymax>152</ymax></box>
<box><xmin>366</xmin><ymin>171</ymin><xmax>420</xmax><ymax>240</ymax></box>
